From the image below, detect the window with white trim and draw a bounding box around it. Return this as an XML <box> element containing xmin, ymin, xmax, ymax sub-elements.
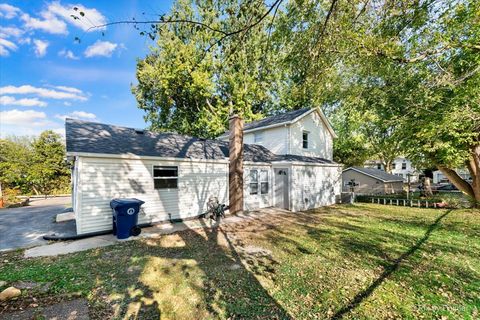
<box><xmin>153</xmin><ymin>166</ymin><xmax>178</xmax><ymax>189</ymax></box>
<box><xmin>254</xmin><ymin>131</ymin><xmax>264</xmax><ymax>144</ymax></box>
<box><xmin>402</xmin><ymin>162</ymin><xmax>407</xmax><ymax>170</ymax></box>
<box><xmin>260</xmin><ymin>170</ymin><xmax>269</xmax><ymax>194</ymax></box>
<box><xmin>249</xmin><ymin>169</ymin><xmax>269</xmax><ymax>195</ymax></box>
<box><xmin>302</xmin><ymin>131</ymin><xmax>309</xmax><ymax>149</ymax></box>
<box><xmin>250</xmin><ymin>170</ymin><xmax>258</xmax><ymax>195</ymax></box>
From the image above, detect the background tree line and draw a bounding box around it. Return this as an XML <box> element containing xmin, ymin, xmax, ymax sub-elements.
<box><xmin>0</xmin><ymin>131</ymin><xmax>70</xmax><ymax>202</ymax></box>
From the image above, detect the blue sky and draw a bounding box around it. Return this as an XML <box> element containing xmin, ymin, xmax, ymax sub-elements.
<box><xmin>0</xmin><ymin>0</ymin><xmax>174</xmax><ymax>137</ymax></box>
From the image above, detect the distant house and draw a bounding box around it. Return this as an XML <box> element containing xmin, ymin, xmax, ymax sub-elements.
<box><xmin>342</xmin><ymin>167</ymin><xmax>404</xmax><ymax>194</ymax></box>
<box><xmin>66</xmin><ymin>107</ymin><xmax>342</xmax><ymax>235</ymax></box>
<box><xmin>364</xmin><ymin>157</ymin><xmax>421</xmax><ymax>182</ymax></box>
<box><xmin>433</xmin><ymin>168</ymin><xmax>471</xmax><ymax>184</ymax></box>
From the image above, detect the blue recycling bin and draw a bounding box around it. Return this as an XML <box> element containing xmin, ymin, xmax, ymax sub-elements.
<box><xmin>110</xmin><ymin>198</ymin><xmax>145</xmax><ymax>239</ymax></box>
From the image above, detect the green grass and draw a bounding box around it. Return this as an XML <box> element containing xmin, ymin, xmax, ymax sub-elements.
<box><xmin>1</xmin><ymin>204</ymin><xmax>479</xmax><ymax>319</ymax></box>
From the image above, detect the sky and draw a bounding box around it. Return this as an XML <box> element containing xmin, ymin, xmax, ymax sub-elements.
<box><xmin>0</xmin><ymin>0</ymin><xmax>174</xmax><ymax>137</ymax></box>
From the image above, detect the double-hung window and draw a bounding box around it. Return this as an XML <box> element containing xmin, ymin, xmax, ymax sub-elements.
<box><xmin>250</xmin><ymin>169</ymin><xmax>269</xmax><ymax>195</ymax></box>
<box><xmin>402</xmin><ymin>163</ymin><xmax>407</xmax><ymax>170</ymax></box>
<box><xmin>260</xmin><ymin>170</ymin><xmax>269</xmax><ymax>194</ymax></box>
<box><xmin>302</xmin><ymin>131</ymin><xmax>309</xmax><ymax>149</ymax></box>
<box><xmin>153</xmin><ymin>166</ymin><xmax>178</xmax><ymax>189</ymax></box>
<box><xmin>254</xmin><ymin>131</ymin><xmax>264</xmax><ymax>144</ymax></box>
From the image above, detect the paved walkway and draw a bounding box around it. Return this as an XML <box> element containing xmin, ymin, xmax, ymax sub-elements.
<box><xmin>24</xmin><ymin>208</ymin><xmax>288</xmax><ymax>258</ymax></box>
<box><xmin>0</xmin><ymin>197</ymin><xmax>73</xmax><ymax>252</ymax></box>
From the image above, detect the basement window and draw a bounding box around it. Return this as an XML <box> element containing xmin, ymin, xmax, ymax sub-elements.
<box><xmin>153</xmin><ymin>166</ymin><xmax>178</xmax><ymax>189</ymax></box>
<box><xmin>302</xmin><ymin>131</ymin><xmax>309</xmax><ymax>149</ymax></box>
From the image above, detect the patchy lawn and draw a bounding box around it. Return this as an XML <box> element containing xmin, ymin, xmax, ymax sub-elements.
<box><xmin>1</xmin><ymin>204</ymin><xmax>479</xmax><ymax>319</ymax></box>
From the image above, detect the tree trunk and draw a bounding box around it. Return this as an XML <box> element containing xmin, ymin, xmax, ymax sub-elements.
<box><xmin>424</xmin><ymin>177</ymin><xmax>433</xmax><ymax>197</ymax></box>
<box><xmin>384</xmin><ymin>160</ymin><xmax>393</xmax><ymax>173</ymax></box>
<box><xmin>32</xmin><ymin>185</ymin><xmax>40</xmax><ymax>196</ymax></box>
<box><xmin>466</xmin><ymin>145</ymin><xmax>480</xmax><ymax>206</ymax></box>
<box><xmin>438</xmin><ymin>157</ymin><xmax>480</xmax><ymax>207</ymax></box>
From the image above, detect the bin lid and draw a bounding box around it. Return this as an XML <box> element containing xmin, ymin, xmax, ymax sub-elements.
<box><xmin>110</xmin><ymin>198</ymin><xmax>145</xmax><ymax>209</ymax></box>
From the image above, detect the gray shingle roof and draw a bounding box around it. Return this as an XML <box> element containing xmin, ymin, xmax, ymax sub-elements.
<box><xmin>345</xmin><ymin>167</ymin><xmax>404</xmax><ymax>182</ymax></box>
<box><xmin>66</xmin><ymin>118</ymin><xmax>336</xmax><ymax>165</ymax></box>
<box><xmin>219</xmin><ymin>108</ymin><xmax>312</xmax><ymax>137</ymax></box>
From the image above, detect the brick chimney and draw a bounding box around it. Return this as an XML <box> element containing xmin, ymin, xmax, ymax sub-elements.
<box><xmin>229</xmin><ymin>114</ymin><xmax>244</xmax><ymax>214</ymax></box>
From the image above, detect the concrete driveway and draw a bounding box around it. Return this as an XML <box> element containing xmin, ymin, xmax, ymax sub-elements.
<box><xmin>0</xmin><ymin>196</ymin><xmax>75</xmax><ymax>251</ymax></box>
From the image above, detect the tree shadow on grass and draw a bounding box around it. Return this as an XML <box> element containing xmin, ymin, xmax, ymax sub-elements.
<box><xmin>109</xmin><ymin>218</ymin><xmax>292</xmax><ymax>319</ymax></box>
<box><xmin>331</xmin><ymin>210</ymin><xmax>452</xmax><ymax>319</ymax></box>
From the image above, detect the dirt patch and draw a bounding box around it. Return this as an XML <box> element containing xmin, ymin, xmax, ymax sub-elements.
<box><xmin>0</xmin><ymin>297</ymin><xmax>88</xmax><ymax>320</ymax></box>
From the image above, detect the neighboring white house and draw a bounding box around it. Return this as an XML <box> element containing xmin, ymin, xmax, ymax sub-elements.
<box><xmin>66</xmin><ymin>107</ymin><xmax>342</xmax><ymax>235</ymax></box>
<box><xmin>433</xmin><ymin>169</ymin><xmax>471</xmax><ymax>184</ymax></box>
<box><xmin>365</xmin><ymin>157</ymin><xmax>421</xmax><ymax>182</ymax></box>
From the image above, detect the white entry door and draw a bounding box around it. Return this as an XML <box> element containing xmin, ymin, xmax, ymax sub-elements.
<box><xmin>274</xmin><ymin>168</ymin><xmax>289</xmax><ymax>210</ymax></box>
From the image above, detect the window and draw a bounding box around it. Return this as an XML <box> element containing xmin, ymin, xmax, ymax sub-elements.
<box><xmin>250</xmin><ymin>170</ymin><xmax>258</xmax><ymax>195</ymax></box>
<box><xmin>260</xmin><ymin>170</ymin><xmax>269</xmax><ymax>194</ymax></box>
<box><xmin>392</xmin><ymin>163</ymin><xmax>396</xmax><ymax>169</ymax></box>
<box><xmin>402</xmin><ymin>163</ymin><xmax>407</xmax><ymax>170</ymax></box>
<box><xmin>302</xmin><ymin>131</ymin><xmax>309</xmax><ymax>149</ymax></box>
<box><xmin>153</xmin><ymin>166</ymin><xmax>178</xmax><ymax>189</ymax></box>
<box><xmin>377</xmin><ymin>163</ymin><xmax>382</xmax><ymax>170</ymax></box>
<box><xmin>249</xmin><ymin>169</ymin><xmax>269</xmax><ymax>195</ymax></box>
<box><xmin>254</xmin><ymin>131</ymin><xmax>264</xmax><ymax>144</ymax></box>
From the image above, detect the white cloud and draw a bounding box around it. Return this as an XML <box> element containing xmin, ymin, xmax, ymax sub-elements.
<box><xmin>84</xmin><ymin>40</ymin><xmax>118</xmax><ymax>58</ymax></box>
<box><xmin>20</xmin><ymin>2</ymin><xmax>106</xmax><ymax>36</ymax></box>
<box><xmin>63</xmin><ymin>101</ymin><xmax>72</xmax><ymax>106</ymax></box>
<box><xmin>18</xmin><ymin>37</ymin><xmax>31</xmax><ymax>45</ymax></box>
<box><xmin>0</xmin><ymin>3</ymin><xmax>21</xmax><ymax>19</ymax></box>
<box><xmin>0</xmin><ymin>85</ymin><xmax>87</xmax><ymax>101</ymax></box>
<box><xmin>0</xmin><ymin>109</ymin><xmax>60</xmax><ymax>137</ymax></box>
<box><xmin>47</xmin><ymin>2</ymin><xmax>106</xmax><ymax>32</ymax></box>
<box><xmin>0</xmin><ymin>26</ymin><xmax>24</xmax><ymax>38</ymax></box>
<box><xmin>0</xmin><ymin>38</ymin><xmax>17</xmax><ymax>56</ymax></box>
<box><xmin>58</xmin><ymin>48</ymin><xmax>79</xmax><ymax>60</ymax></box>
<box><xmin>55</xmin><ymin>110</ymin><xmax>97</xmax><ymax>121</ymax></box>
<box><xmin>53</xmin><ymin>86</ymin><xmax>83</xmax><ymax>94</ymax></box>
<box><xmin>0</xmin><ymin>109</ymin><xmax>46</xmax><ymax>125</ymax></box>
<box><xmin>33</xmin><ymin>39</ymin><xmax>49</xmax><ymax>57</ymax></box>
<box><xmin>21</xmin><ymin>12</ymin><xmax>68</xmax><ymax>35</ymax></box>
<box><xmin>0</xmin><ymin>95</ymin><xmax>47</xmax><ymax>107</ymax></box>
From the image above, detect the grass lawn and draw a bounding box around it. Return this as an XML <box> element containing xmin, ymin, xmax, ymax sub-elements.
<box><xmin>1</xmin><ymin>204</ymin><xmax>479</xmax><ymax>319</ymax></box>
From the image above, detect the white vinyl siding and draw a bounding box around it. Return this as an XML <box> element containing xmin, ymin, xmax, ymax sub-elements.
<box><xmin>290</xmin><ymin>164</ymin><xmax>342</xmax><ymax>212</ymax></box>
<box><xmin>243</xmin><ymin>163</ymin><xmax>273</xmax><ymax>211</ymax></box>
<box><xmin>289</xmin><ymin>111</ymin><xmax>333</xmax><ymax>159</ymax></box>
<box><xmin>74</xmin><ymin>156</ymin><xmax>228</xmax><ymax>234</ymax></box>
<box><xmin>243</xmin><ymin>126</ymin><xmax>288</xmax><ymax>154</ymax></box>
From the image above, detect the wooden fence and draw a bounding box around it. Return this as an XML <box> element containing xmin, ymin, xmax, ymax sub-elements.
<box><xmin>357</xmin><ymin>196</ymin><xmax>445</xmax><ymax>209</ymax></box>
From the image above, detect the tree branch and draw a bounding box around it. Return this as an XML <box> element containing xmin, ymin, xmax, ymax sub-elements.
<box><xmin>437</xmin><ymin>165</ymin><xmax>475</xmax><ymax>199</ymax></box>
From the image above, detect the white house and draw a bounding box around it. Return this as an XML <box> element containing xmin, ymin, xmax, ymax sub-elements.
<box><xmin>66</xmin><ymin>107</ymin><xmax>342</xmax><ymax>235</ymax></box>
<box><xmin>365</xmin><ymin>157</ymin><xmax>421</xmax><ymax>182</ymax></box>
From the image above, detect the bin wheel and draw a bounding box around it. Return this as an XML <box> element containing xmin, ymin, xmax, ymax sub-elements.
<box><xmin>131</xmin><ymin>226</ymin><xmax>141</xmax><ymax>237</ymax></box>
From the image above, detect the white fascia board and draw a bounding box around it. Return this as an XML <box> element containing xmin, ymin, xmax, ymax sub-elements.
<box><xmin>244</xmin><ymin>161</ymin><xmax>272</xmax><ymax>166</ymax></box>
<box><xmin>66</xmin><ymin>152</ymin><xmax>229</xmax><ymax>164</ymax></box>
<box><xmin>243</xmin><ymin>122</ymin><xmax>290</xmax><ymax>134</ymax></box>
<box><xmin>271</xmin><ymin>161</ymin><xmax>342</xmax><ymax>167</ymax></box>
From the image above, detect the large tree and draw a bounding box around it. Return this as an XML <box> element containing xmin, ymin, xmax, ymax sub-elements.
<box><xmin>133</xmin><ymin>0</ymin><xmax>285</xmax><ymax>138</ymax></box>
